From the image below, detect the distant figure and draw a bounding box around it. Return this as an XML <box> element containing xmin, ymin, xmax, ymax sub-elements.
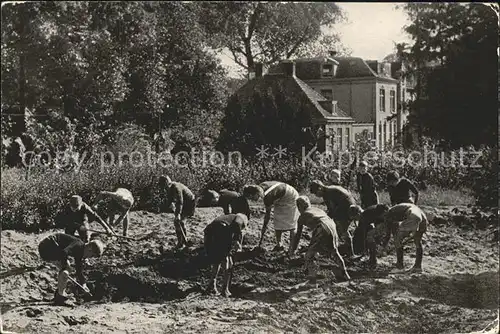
<box><xmin>290</xmin><ymin>196</ymin><xmax>350</xmax><ymax>284</ymax></box>
<box><xmin>38</xmin><ymin>233</ymin><xmax>105</xmax><ymax>305</ymax></box>
<box><xmin>387</xmin><ymin>171</ymin><xmax>419</xmax><ymax>205</ymax></box>
<box><xmin>243</xmin><ymin>181</ymin><xmax>299</xmax><ymax>253</ymax></box>
<box><xmin>217</xmin><ymin>189</ymin><xmax>251</xmax><ymax>218</ymax></box>
<box><xmin>309</xmin><ymin>180</ymin><xmax>357</xmax><ymax>257</ymax></box>
<box><xmin>381</xmin><ymin>203</ymin><xmax>428</xmax><ymax>272</ymax></box>
<box><xmin>204</xmin><ymin>213</ymin><xmax>247</xmax><ymax>297</ymax></box>
<box><xmin>63</xmin><ymin>195</ymin><xmax>115</xmax><ymax>243</ymax></box>
<box><xmin>350</xmin><ymin>204</ymin><xmax>390</xmax><ymax>268</ymax></box>
<box><xmin>356</xmin><ymin>161</ymin><xmax>379</xmax><ymax>209</ymax></box>
<box><xmin>331</xmin><ymin>169</ymin><xmax>341</xmax><ymax>185</ymax></box>
<box><xmin>159</xmin><ymin>175</ymin><xmax>196</xmax><ymax>249</ymax></box>
<box><xmin>197</xmin><ymin>189</ymin><xmax>220</xmax><ymax>207</ymax></box>
<box><xmin>93</xmin><ymin>188</ymin><xmax>134</xmax><ymax>236</ymax></box>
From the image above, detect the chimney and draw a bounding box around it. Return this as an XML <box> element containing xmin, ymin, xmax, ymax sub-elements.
<box><xmin>319</xmin><ymin>100</ymin><xmax>338</xmax><ymax>115</ymax></box>
<box><xmin>328</xmin><ymin>50</ymin><xmax>337</xmax><ymax>57</ymax></box>
<box><xmin>255</xmin><ymin>62</ymin><xmax>267</xmax><ymax>78</ymax></box>
<box><xmin>281</xmin><ymin>60</ymin><xmax>296</xmax><ymax>77</ymax></box>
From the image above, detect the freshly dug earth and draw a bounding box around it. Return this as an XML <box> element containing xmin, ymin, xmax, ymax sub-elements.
<box><xmin>1</xmin><ymin>205</ymin><xmax>498</xmax><ymax>333</ymax></box>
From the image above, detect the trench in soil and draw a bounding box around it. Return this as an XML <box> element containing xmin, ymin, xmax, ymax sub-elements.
<box><xmin>84</xmin><ymin>243</ymin><xmax>498</xmax><ymax>311</ymax></box>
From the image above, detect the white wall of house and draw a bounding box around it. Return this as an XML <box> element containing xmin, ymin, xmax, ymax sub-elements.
<box><xmin>325</xmin><ymin>122</ymin><xmax>353</xmax><ymax>152</ymax></box>
<box><xmin>308</xmin><ymin>80</ymin><xmax>374</xmax><ymax>123</ymax></box>
<box><xmin>352</xmin><ymin>123</ymin><xmax>375</xmax><ymax>145</ymax></box>
<box><xmin>306</xmin><ymin>78</ymin><xmax>401</xmax><ymax>150</ymax></box>
<box><xmin>376</xmin><ymin>81</ymin><xmax>398</xmax><ymax>150</ymax></box>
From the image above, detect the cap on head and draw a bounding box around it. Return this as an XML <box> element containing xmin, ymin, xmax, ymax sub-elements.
<box><xmin>387</xmin><ymin>171</ymin><xmax>400</xmax><ymax>182</ymax></box>
<box><xmin>360</xmin><ymin>161</ymin><xmax>368</xmax><ymax>167</ymax></box>
<box><xmin>310</xmin><ymin>180</ymin><xmax>324</xmax><ymax>194</ymax></box>
<box><xmin>296</xmin><ymin>196</ymin><xmax>311</xmax><ymax>211</ymax></box>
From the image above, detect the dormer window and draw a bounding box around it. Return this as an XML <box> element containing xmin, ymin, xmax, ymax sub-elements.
<box><xmin>322</xmin><ymin>64</ymin><xmax>334</xmax><ymax>77</ymax></box>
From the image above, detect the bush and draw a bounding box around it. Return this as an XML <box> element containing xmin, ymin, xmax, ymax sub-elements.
<box><xmin>1</xmin><ymin>146</ymin><xmax>496</xmax><ymax>232</ymax></box>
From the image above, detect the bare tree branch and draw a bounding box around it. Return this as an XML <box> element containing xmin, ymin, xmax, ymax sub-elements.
<box><xmin>247</xmin><ymin>2</ymin><xmax>263</xmax><ymax>42</ymax></box>
<box><xmin>229</xmin><ymin>47</ymin><xmax>248</xmax><ymax>70</ymax></box>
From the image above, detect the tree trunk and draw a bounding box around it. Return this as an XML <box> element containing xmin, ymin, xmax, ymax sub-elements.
<box><xmin>18</xmin><ymin>6</ymin><xmax>27</xmax><ymax>135</ymax></box>
<box><xmin>245</xmin><ymin>40</ymin><xmax>254</xmax><ymax>70</ymax></box>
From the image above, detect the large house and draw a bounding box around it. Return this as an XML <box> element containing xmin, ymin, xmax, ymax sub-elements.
<box><xmin>235</xmin><ymin>52</ymin><xmax>412</xmax><ymax>153</ymax></box>
<box><xmin>279</xmin><ymin>52</ymin><xmax>410</xmax><ymax>150</ymax></box>
<box><xmin>231</xmin><ymin>61</ymin><xmax>355</xmax><ymax>154</ymax></box>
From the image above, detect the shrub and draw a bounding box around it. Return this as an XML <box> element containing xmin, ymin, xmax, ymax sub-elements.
<box><xmin>1</xmin><ymin>146</ymin><xmax>496</xmax><ymax>232</ymax></box>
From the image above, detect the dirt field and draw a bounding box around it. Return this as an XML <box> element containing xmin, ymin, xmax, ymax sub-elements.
<box><xmin>1</xmin><ymin>204</ymin><xmax>498</xmax><ymax>333</ymax></box>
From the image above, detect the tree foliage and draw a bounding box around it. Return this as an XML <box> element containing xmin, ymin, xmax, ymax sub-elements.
<box><xmin>195</xmin><ymin>2</ymin><xmax>347</xmax><ymax>70</ymax></box>
<box><xmin>217</xmin><ymin>81</ymin><xmax>316</xmax><ymax>157</ymax></box>
<box><xmin>296</xmin><ymin>33</ymin><xmax>352</xmax><ymax>58</ymax></box>
<box><xmin>399</xmin><ymin>3</ymin><xmax>498</xmax><ymax>148</ymax></box>
<box><xmin>1</xmin><ymin>2</ymin><xmax>229</xmax><ymax>157</ymax></box>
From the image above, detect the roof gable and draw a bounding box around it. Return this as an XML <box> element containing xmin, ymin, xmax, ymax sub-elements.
<box><xmin>232</xmin><ymin>74</ymin><xmax>353</xmax><ymax>122</ymax></box>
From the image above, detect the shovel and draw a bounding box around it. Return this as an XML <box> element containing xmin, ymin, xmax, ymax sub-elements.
<box><xmin>67</xmin><ymin>275</ymin><xmax>93</xmax><ymax>297</ymax></box>
<box><xmin>88</xmin><ymin>229</ymin><xmax>138</xmax><ymax>241</ymax></box>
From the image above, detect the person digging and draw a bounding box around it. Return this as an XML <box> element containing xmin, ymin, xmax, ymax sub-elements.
<box><xmin>204</xmin><ymin>213</ymin><xmax>247</xmax><ymax>297</ymax></box>
<box><xmin>290</xmin><ymin>196</ymin><xmax>351</xmax><ymax>286</ymax></box>
<box><xmin>38</xmin><ymin>233</ymin><xmax>105</xmax><ymax>306</ymax></box>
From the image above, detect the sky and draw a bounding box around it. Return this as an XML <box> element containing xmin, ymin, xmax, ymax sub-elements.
<box><xmin>218</xmin><ymin>2</ymin><xmax>413</xmax><ymax>78</ymax></box>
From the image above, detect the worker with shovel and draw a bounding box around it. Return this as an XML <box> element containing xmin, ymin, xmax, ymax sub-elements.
<box><xmin>204</xmin><ymin>213</ymin><xmax>248</xmax><ymax>297</ymax></box>
<box><xmin>92</xmin><ymin>188</ymin><xmax>135</xmax><ymax>237</ymax></box>
<box><xmin>289</xmin><ymin>196</ymin><xmax>351</xmax><ymax>285</ymax></box>
<box><xmin>38</xmin><ymin>233</ymin><xmax>105</xmax><ymax>306</ymax></box>
<box><xmin>62</xmin><ymin>195</ymin><xmax>115</xmax><ymax>243</ymax></box>
<box><xmin>159</xmin><ymin>175</ymin><xmax>196</xmax><ymax>250</ymax></box>
<box><xmin>381</xmin><ymin>203</ymin><xmax>428</xmax><ymax>273</ymax></box>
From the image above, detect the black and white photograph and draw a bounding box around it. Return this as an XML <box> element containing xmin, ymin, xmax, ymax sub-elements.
<box><xmin>1</xmin><ymin>2</ymin><xmax>498</xmax><ymax>333</ymax></box>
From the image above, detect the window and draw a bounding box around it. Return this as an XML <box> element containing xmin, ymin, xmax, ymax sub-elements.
<box><xmin>389</xmin><ymin>121</ymin><xmax>393</xmax><ymax>146</ymax></box>
<box><xmin>379</xmin><ymin>123</ymin><xmax>382</xmax><ymax>148</ymax></box>
<box><xmin>379</xmin><ymin>88</ymin><xmax>386</xmax><ymax>112</ymax></box>
<box><xmin>345</xmin><ymin>127</ymin><xmax>350</xmax><ymax>150</ymax></box>
<box><xmin>383</xmin><ymin>123</ymin><xmax>387</xmax><ymax>145</ymax></box>
<box><xmin>337</xmin><ymin>127</ymin><xmax>343</xmax><ymax>150</ymax></box>
<box><xmin>390</xmin><ymin>90</ymin><xmax>396</xmax><ymax>113</ymax></box>
<box><xmin>322</xmin><ymin>64</ymin><xmax>334</xmax><ymax>77</ymax></box>
<box><xmin>320</xmin><ymin>89</ymin><xmax>333</xmax><ymax>100</ymax></box>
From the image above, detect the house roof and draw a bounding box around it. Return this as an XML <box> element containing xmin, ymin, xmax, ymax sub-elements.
<box><xmin>271</xmin><ymin>56</ymin><xmax>398</xmax><ymax>82</ymax></box>
<box><xmin>332</xmin><ymin>57</ymin><xmax>378</xmax><ymax>78</ymax></box>
<box><xmin>233</xmin><ymin>73</ymin><xmax>354</xmax><ymax>122</ymax></box>
<box><xmin>294</xmin><ymin>56</ymin><xmax>339</xmax><ymax>64</ymax></box>
<box><xmin>293</xmin><ymin>77</ymin><xmax>351</xmax><ymax>118</ymax></box>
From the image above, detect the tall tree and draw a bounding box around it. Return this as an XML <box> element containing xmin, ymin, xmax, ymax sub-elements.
<box><xmin>296</xmin><ymin>33</ymin><xmax>352</xmax><ymax>58</ymax></box>
<box><xmin>195</xmin><ymin>2</ymin><xmax>346</xmax><ymax>70</ymax></box>
<box><xmin>400</xmin><ymin>3</ymin><xmax>498</xmax><ymax>148</ymax></box>
<box><xmin>2</xmin><ymin>2</ymin><xmax>230</xmax><ymax>155</ymax></box>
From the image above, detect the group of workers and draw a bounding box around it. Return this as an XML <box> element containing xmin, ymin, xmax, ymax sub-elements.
<box><xmin>38</xmin><ymin>161</ymin><xmax>425</xmax><ymax>305</ymax></box>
